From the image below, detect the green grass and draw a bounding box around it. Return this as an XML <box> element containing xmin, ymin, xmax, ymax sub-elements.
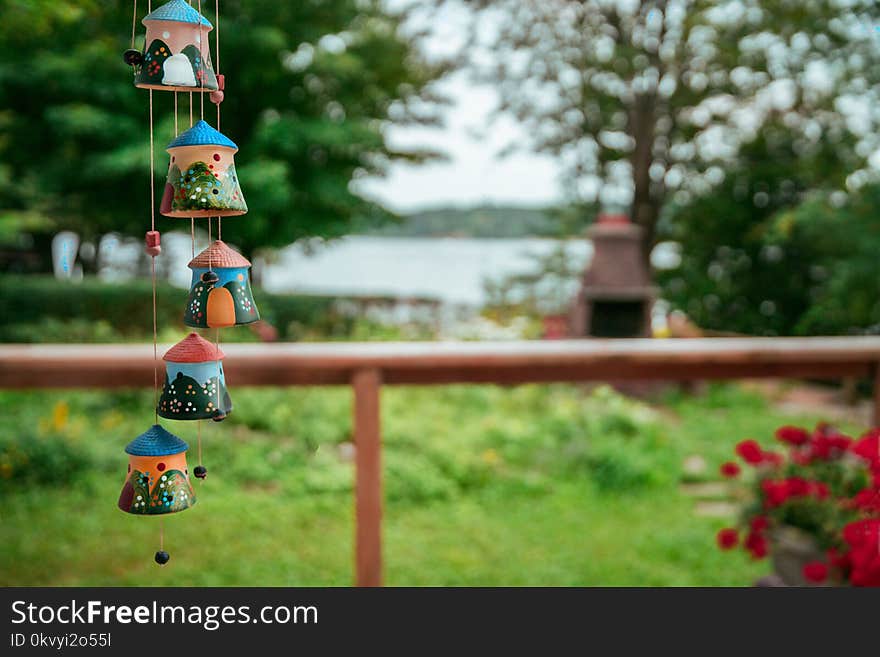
<box><xmin>0</xmin><ymin>383</ymin><xmax>861</xmax><ymax>586</ymax></box>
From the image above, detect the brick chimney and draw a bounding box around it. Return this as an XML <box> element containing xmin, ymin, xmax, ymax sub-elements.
<box><xmin>570</xmin><ymin>213</ymin><xmax>657</xmax><ymax>337</ymax></box>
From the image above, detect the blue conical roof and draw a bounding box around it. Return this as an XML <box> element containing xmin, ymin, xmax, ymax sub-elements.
<box><xmin>167</xmin><ymin>120</ymin><xmax>237</xmax><ymax>150</ymax></box>
<box><xmin>143</xmin><ymin>0</ymin><xmax>212</xmax><ymax>28</ymax></box>
<box><xmin>125</xmin><ymin>425</ymin><xmax>189</xmax><ymax>456</ymax></box>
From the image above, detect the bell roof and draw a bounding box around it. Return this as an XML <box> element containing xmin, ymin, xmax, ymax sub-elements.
<box><xmin>163</xmin><ymin>332</ymin><xmax>226</xmax><ymax>363</ymax></box>
<box><xmin>188</xmin><ymin>240</ymin><xmax>251</xmax><ymax>269</ymax></box>
<box><xmin>167</xmin><ymin>120</ymin><xmax>237</xmax><ymax>151</ymax></box>
<box><xmin>143</xmin><ymin>0</ymin><xmax>212</xmax><ymax>28</ymax></box>
<box><xmin>125</xmin><ymin>424</ymin><xmax>189</xmax><ymax>456</ymax></box>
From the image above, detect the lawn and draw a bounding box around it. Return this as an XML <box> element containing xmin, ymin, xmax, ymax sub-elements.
<box><xmin>0</xmin><ymin>382</ymin><xmax>861</xmax><ymax>586</ymax></box>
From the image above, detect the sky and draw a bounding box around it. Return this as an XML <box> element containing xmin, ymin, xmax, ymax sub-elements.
<box><xmin>356</xmin><ymin>2</ymin><xmax>566</xmax><ymax>213</ymax></box>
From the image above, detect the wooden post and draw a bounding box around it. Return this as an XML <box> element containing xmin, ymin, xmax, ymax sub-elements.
<box><xmin>353</xmin><ymin>368</ymin><xmax>382</xmax><ymax>587</ymax></box>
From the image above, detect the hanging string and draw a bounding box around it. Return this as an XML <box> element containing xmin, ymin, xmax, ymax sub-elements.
<box><xmin>174</xmin><ymin>92</ymin><xmax>178</xmax><ymax>136</ymax></box>
<box><xmin>215</xmin><ymin>0</ymin><xmax>221</xmax><ymax>130</ymax></box>
<box><xmin>198</xmin><ymin>0</ymin><xmax>205</xmax><ymax>121</ymax></box>
<box><xmin>189</xmin><ymin>92</ymin><xmax>194</xmax><ymax>127</ymax></box>
<box><xmin>159</xmin><ymin>517</ymin><xmax>165</xmax><ymax>550</ymax></box>
<box><xmin>197</xmin><ymin>420</ymin><xmax>203</xmax><ymax>469</ymax></box>
<box><xmin>148</xmin><ymin>89</ymin><xmax>159</xmax><ymax>422</ymax></box>
<box><xmin>190</xmin><ymin>218</ymin><xmax>196</xmax><ymax>259</ymax></box>
<box><xmin>131</xmin><ymin>0</ymin><xmax>138</xmax><ymax>49</ymax></box>
<box><xmin>215</xmin><ymin>1</ymin><xmax>222</xmax><ymax>238</ymax></box>
<box><xmin>148</xmin><ymin>94</ymin><xmax>155</xmax><ymax>232</ymax></box>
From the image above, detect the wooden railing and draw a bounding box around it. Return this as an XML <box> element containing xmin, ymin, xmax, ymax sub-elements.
<box><xmin>3</xmin><ymin>336</ymin><xmax>880</xmax><ymax>586</ymax></box>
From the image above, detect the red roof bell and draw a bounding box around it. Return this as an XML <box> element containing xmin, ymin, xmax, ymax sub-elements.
<box><xmin>163</xmin><ymin>332</ymin><xmax>226</xmax><ymax>363</ymax></box>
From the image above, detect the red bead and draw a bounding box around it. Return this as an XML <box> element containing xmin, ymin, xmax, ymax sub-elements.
<box><xmin>217</xmin><ymin>74</ymin><xmax>225</xmax><ymax>91</ymax></box>
<box><xmin>145</xmin><ymin>230</ymin><xmax>161</xmax><ymax>247</ymax></box>
<box><xmin>210</xmin><ymin>90</ymin><xmax>224</xmax><ymax>105</ymax></box>
<box><xmin>145</xmin><ymin>245</ymin><xmax>162</xmax><ymax>257</ymax></box>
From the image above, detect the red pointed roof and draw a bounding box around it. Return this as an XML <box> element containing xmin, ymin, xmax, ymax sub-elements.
<box><xmin>163</xmin><ymin>332</ymin><xmax>225</xmax><ymax>363</ymax></box>
<box><xmin>188</xmin><ymin>240</ymin><xmax>251</xmax><ymax>269</ymax></box>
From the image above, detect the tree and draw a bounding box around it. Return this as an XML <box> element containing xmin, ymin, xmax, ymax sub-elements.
<box><xmin>0</xmin><ymin>0</ymin><xmax>447</xmax><ymax>259</ymax></box>
<box><xmin>658</xmin><ymin>119</ymin><xmax>855</xmax><ymax>335</ymax></box>
<box><xmin>449</xmin><ymin>0</ymin><xmax>880</xmax><ymax>259</ymax></box>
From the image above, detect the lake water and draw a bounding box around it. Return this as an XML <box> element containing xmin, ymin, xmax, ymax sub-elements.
<box><xmin>262</xmin><ymin>236</ymin><xmax>592</xmax><ymax>307</ymax></box>
<box><xmin>99</xmin><ymin>233</ymin><xmax>677</xmax><ymax>310</ymax></box>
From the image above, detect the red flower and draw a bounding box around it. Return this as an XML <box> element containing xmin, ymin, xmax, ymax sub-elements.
<box><xmin>744</xmin><ymin>530</ymin><xmax>768</xmax><ymax>559</ymax></box>
<box><xmin>843</xmin><ymin>521</ymin><xmax>880</xmax><ymax>586</ymax></box>
<box><xmin>750</xmin><ymin>515</ymin><xmax>769</xmax><ymax>533</ymax></box>
<box><xmin>802</xmin><ymin>561</ymin><xmax>828</xmax><ymax>583</ymax></box>
<box><xmin>851</xmin><ymin>431</ymin><xmax>880</xmax><ymax>472</ymax></box>
<box><xmin>776</xmin><ymin>426</ymin><xmax>810</xmax><ymax>446</ymax></box>
<box><xmin>716</xmin><ymin>528</ymin><xmax>739</xmax><ymax>550</ymax></box>
<box><xmin>809</xmin><ymin>433</ymin><xmax>852</xmax><ymax>461</ymax></box>
<box><xmin>785</xmin><ymin>476</ymin><xmax>810</xmax><ymax>497</ymax></box>
<box><xmin>736</xmin><ymin>439</ymin><xmax>764</xmax><ymax>465</ymax></box>
<box><xmin>761</xmin><ymin>480</ymin><xmax>789</xmax><ymax>508</ymax></box>
<box><xmin>719</xmin><ymin>461</ymin><xmax>741</xmax><ymax>478</ymax></box>
<box><xmin>852</xmin><ymin>488</ymin><xmax>880</xmax><ymax>514</ymax></box>
<box><xmin>827</xmin><ymin>547</ymin><xmax>849</xmax><ymax>571</ymax></box>
<box><xmin>843</xmin><ymin>518</ymin><xmax>878</xmax><ymax>548</ymax></box>
<box><xmin>761</xmin><ymin>450</ymin><xmax>784</xmax><ymax>467</ymax></box>
<box><xmin>810</xmin><ymin>481</ymin><xmax>830</xmax><ymax>500</ymax></box>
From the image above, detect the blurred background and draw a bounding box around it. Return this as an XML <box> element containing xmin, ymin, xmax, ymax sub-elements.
<box><xmin>2</xmin><ymin>0</ymin><xmax>880</xmax><ymax>585</ymax></box>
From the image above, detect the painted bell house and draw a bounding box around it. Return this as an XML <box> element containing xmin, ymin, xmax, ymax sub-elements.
<box><xmin>161</xmin><ymin>121</ymin><xmax>247</xmax><ymax>217</ymax></box>
<box><xmin>133</xmin><ymin>0</ymin><xmax>219</xmax><ymax>92</ymax></box>
<box><xmin>118</xmin><ymin>425</ymin><xmax>196</xmax><ymax>515</ymax></box>
<box><xmin>184</xmin><ymin>240</ymin><xmax>259</xmax><ymax>329</ymax></box>
<box><xmin>158</xmin><ymin>332</ymin><xmax>232</xmax><ymax>421</ymax></box>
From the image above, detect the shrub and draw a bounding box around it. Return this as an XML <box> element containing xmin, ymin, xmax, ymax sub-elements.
<box><xmin>0</xmin><ymin>432</ymin><xmax>92</xmax><ymax>491</ymax></box>
<box><xmin>0</xmin><ymin>275</ymin><xmax>337</xmax><ymax>341</ymax></box>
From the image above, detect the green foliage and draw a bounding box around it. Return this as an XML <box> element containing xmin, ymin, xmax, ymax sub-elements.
<box><xmin>658</xmin><ymin>124</ymin><xmax>862</xmax><ymax>335</ymax></box>
<box><xmin>767</xmin><ymin>184</ymin><xmax>880</xmax><ymax>335</ymax></box>
<box><xmin>2</xmin><ymin>381</ymin><xmax>847</xmax><ymax>585</ymax></box>
<box><xmin>0</xmin><ymin>275</ymin><xmax>339</xmax><ymax>341</ymax></box>
<box><xmin>0</xmin><ymin>431</ymin><xmax>92</xmax><ymax>492</ymax></box>
<box><xmin>0</xmin><ymin>0</ymin><xmax>446</xmax><ymax>256</ymax></box>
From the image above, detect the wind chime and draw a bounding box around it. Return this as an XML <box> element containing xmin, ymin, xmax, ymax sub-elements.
<box><xmin>119</xmin><ymin>0</ymin><xmax>254</xmax><ymax>565</ymax></box>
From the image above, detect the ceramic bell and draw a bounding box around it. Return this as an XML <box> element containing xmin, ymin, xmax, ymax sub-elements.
<box><xmin>158</xmin><ymin>332</ymin><xmax>232</xmax><ymax>421</ymax></box>
<box><xmin>160</xmin><ymin>121</ymin><xmax>247</xmax><ymax>217</ymax></box>
<box><xmin>134</xmin><ymin>0</ymin><xmax>218</xmax><ymax>92</ymax></box>
<box><xmin>118</xmin><ymin>425</ymin><xmax>196</xmax><ymax>515</ymax></box>
<box><xmin>184</xmin><ymin>240</ymin><xmax>259</xmax><ymax>328</ymax></box>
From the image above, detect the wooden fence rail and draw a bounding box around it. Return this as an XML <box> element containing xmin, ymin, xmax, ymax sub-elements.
<box><xmin>3</xmin><ymin>337</ymin><xmax>880</xmax><ymax>586</ymax></box>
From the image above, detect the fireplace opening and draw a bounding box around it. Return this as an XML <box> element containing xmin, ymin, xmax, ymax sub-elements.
<box><xmin>588</xmin><ymin>300</ymin><xmax>646</xmax><ymax>338</ymax></box>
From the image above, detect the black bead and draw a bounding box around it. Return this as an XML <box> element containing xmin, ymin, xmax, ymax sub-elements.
<box><xmin>194</xmin><ymin>465</ymin><xmax>208</xmax><ymax>479</ymax></box>
<box><xmin>201</xmin><ymin>271</ymin><xmax>219</xmax><ymax>284</ymax></box>
<box><xmin>123</xmin><ymin>49</ymin><xmax>143</xmax><ymax>66</ymax></box>
<box><xmin>154</xmin><ymin>550</ymin><xmax>170</xmax><ymax>565</ymax></box>
<box><xmin>211</xmin><ymin>409</ymin><xmax>227</xmax><ymax>422</ymax></box>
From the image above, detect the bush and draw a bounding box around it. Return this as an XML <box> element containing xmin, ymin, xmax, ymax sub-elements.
<box><xmin>0</xmin><ymin>275</ymin><xmax>339</xmax><ymax>341</ymax></box>
<box><xmin>0</xmin><ymin>432</ymin><xmax>92</xmax><ymax>491</ymax></box>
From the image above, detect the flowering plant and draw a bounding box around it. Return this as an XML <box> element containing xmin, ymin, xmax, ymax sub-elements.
<box><xmin>716</xmin><ymin>423</ymin><xmax>880</xmax><ymax>586</ymax></box>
